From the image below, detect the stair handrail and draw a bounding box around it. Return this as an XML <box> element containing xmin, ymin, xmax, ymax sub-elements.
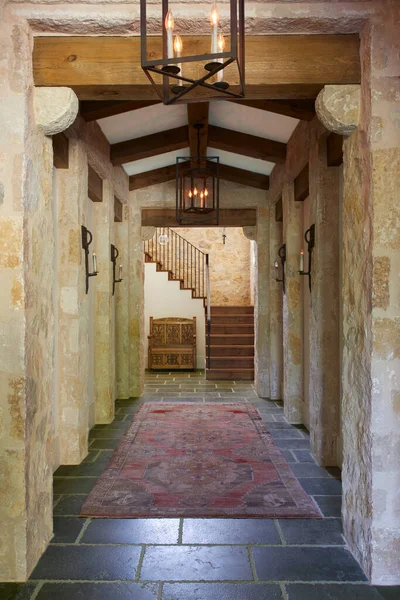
<box><xmin>205</xmin><ymin>253</ymin><xmax>211</xmax><ymax>370</ymax></box>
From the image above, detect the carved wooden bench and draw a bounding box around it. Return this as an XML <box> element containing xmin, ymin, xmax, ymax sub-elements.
<box><xmin>148</xmin><ymin>317</ymin><xmax>196</xmax><ymax>371</ymax></box>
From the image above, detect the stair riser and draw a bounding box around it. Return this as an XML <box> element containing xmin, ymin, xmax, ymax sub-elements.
<box><xmin>210</xmin><ymin>325</ymin><xmax>254</xmax><ymax>335</ymax></box>
<box><xmin>210</xmin><ymin>306</ymin><xmax>254</xmax><ymax>315</ymax></box>
<box><xmin>209</xmin><ymin>358</ymin><xmax>254</xmax><ymax>369</ymax></box>
<box><xmin>210</xmin><ymin>336</ymin><xmax>254</xmax><ymax>345</ymax></box>
<box><xmin>210</xmin><ymin>346</ymin><xmax>254</xmax><ymax>357</ymax></box>
<box><xmin>209</xmin><ymin>316</ymin><xmax>254</xmax><ymax>325</ymax></box>
<box><xmin>206</xmin><ymin>369</ymin><xmax>254</xmax><ymax>381</ymax></box>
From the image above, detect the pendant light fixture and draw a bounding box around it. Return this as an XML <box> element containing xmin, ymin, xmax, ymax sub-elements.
<box><xmin>140</xmin><ymin>0</ymin><xmax>245</xmax><ymax>105</ymax></box>
<box><xmin>176</xmin><ymin>124</ymin><xmax>219</xmax><ymax>225</ymax></box>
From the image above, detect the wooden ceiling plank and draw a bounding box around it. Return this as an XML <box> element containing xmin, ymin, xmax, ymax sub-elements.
<box><xmin>208</xmin><ymin>125</ymin><xmax>286</xmax><ymax>164</ymax></box>
<box><xmin>80</xmin><ymin>100</ymin><xmax>160</xmax><ymax>121</ymax></box>
<box><xmin>52</xmin><ymin>132</ymin><xmax>69</xmax><ymax>169</ymax></box>
<box><xmin>33</xmin><ymin>35</ymin><xmax>361</xmax><ymax>101</ymax></box>
<box><xmin>230</xmin><ymin>99</ymin><xmax>316</xmax><ymax>121</ymax></box>
<box><xmin>88</xmin><ymin>165</ymin><xmax>103</xmax><ymax>202</ymax></box>
<box><xmin>275</xmin><ymin>197</ymin><xmax>283</xmax><ymax>222</ymax></box>
<box><xmin>142</xmin><ymin>208</ymin><xmax>257</xmax><ymax>227</ymax></box>
<box><xmin>294</xmin><ymin>164</ymin><xmax>309</xmax><ymax>202</ymax></box>
<box><xmin>114</xmin><ymin>196</ymin><xmax>123</xmax><ymax>222</ymax></box>
<box><xmin>111</xmin><ymin>126</ymin><xmax>188</xmax><ymax>166</ymax></box>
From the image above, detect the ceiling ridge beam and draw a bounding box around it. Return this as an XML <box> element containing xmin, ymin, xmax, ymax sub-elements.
<box><xmin>208</xmin><ymin>125</ymin><xmax>286</xmax><ymax>164</ymax></box>
<box><xmin>80</xmin><ymin>100</ymin><xmax>160</xmax><ymax>122</ymax></box>
<box><xmin>110</xmin><ymin>126</ymin><xmax>188</xmax><ymax>166</ymax></box>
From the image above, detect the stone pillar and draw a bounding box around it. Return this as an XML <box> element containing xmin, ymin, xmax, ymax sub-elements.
<box><xmin>115</xmin><ymin>204</ymin><xmax>130</xmax><ymax>399</ymax></box>
<box><xmin>93</xmin><ymin>179</ymin><xmax>115</xmax><ymax>423</ymax></box>
<box><xmin>308</xmin><ymin>132</ymin><xmax>340</xmax><ymax>466</ymax></box>
<box><xmin>269</xmin><ymin>215</ymin><xmax>283</xmax><ymax>400</ymax></box>
<box><xmin>128</xmin><ymin>199</ymin><xmax>145</xmax><ymax>398</ymax></box>
<box><xmin>56</xmin><ymin>140</ymin><xmax>91</xmax><ymax>464</ymax></box>
<box><xmin>282</xmin><ymin>182</ymin><xmax>303</xmax><ymax>423</ymax></box>
<box><xmin>254</xmin><ymin>207</ymin><xmax>271</xmax><ymax>398</ymax></box>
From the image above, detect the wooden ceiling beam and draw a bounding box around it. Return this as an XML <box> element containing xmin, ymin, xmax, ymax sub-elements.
<box><xmin>142</xmin><ymin>208</ymin><xmax>257</xmax><ymax>227</ymax></box>
<box><xmin>129</xmin><ymin>165</ymin><xmax>177</xmax><ymax>191</ymax></box>
<box><xmin>110</xmin><ymin>126</ymin><xmax>189</xmax><ymax>166</ymax></box>
<box><xmin>230</xmin><ymin>99</ymin><xmax>316</xmax><ymax>121</ymax></box>
<box><xmin>33</xmin><ymin>35</ymin><xmax>361</xmax><ymax>101</ymax></box>
<box><xmin>208</xmin><ymin>125</ymin><xmax>286</xmax><ymax>164</ymax></box>
<box><xmin>294</xmin><ymin>164</ymin><xmax>309</xmax><ymax>202</ymax></box>
<box><xmin>80</xmin><ymin>100</ymin><xmax>160</xmax><ymax>121</ymax></box>
<box><xmin>187</xmin><ymin>103</ymin><xmax>209</xmax><ymax>161</ymax></box>
<box><xmin>88</xmin><ymin>165</ymin><xmax>103</xmax><ymax>202</ymax></box>
<box><xmin>52</xmin><ymin>132</ymin><xmax>69</xmax><ymax>169</ymax></box>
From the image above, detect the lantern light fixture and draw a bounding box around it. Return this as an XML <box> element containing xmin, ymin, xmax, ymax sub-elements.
<box><xmin>140</xmin><ymin>0</ymin><xmax>245</xmax><ymax>105</ymax></box>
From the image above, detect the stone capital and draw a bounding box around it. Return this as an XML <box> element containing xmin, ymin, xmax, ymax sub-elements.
<box><xmin>34</xmin><ymin>87</ymin><xmax>79</xmax><ymax>136</ymax></box>
<box><xmin>316</xmin><ymin>85</ymin><xmax>360</xmax><ymax>136</ymax></box>
<box><xmin>141</xmin><ymin>226</ymin><xmax>156</xmax><ymax>241</ymax></box>
<box><xmin>243</xmin><ymin>226</ymin><xmax>257</xmax><ymax>241</ymax></box>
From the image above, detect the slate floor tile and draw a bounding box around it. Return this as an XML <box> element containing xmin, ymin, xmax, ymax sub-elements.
<box><xmin>140</xmin><ymin>546</ymin><xmax>253</xmax><ymax>581</ymax></box>
<box><xmin>281</xmin><ymin>450</ymin><xmax>297</xmax><ymax>463</ymax></box>
<box><xmin>93</xmin><ymin>421</ymin><xmax>130</xmax><ymax>431</ymax></box>
<box><xmin>89</xmin><ymin>430</ymin><xmax>124</xmax><ymax>439</ymax></box>
<box><xmin>162</xmin><ymin>583</ymin><xmax>283</xmax><ymax>599</ymax></box>
<box><xmin>36</xmin><ymin>582</ymin><xmax>159</xmax><ymax>599</ymax></box>
<box><xmin>182</xmin><ymin>519</ymin><xmax>281</xmax><ymax>545</ymax></box>
<box><xmin>289</xmin><ymin>464</ymin><xmax>333</xmax><ymax>478</ymax></box>
<box><xmin>313</xmin><ymin>495</ymin><xmax>342</xmax><ymax>518</ymax></box>
<box><xmin>285</xmin><ymin>583</ymin><xmax>385</xmax><ymax>599</ymax></box>
<box><xmin>30</xmin><ymin>545</ymin><xmax>141</xmax><ymax>580</ymax></box>
<box><xmin>278</xmin><ymin>518</ymin><xmax>344</xmax><ymax>545</ymax></box>
<box><xmin>0</xmin><ymin>582</ymin><xmax>38</xmax><ymax>600</ymax></box>
<box><xmin>275</xmin><ymin>439</ymin><xmax>311</xmax><ymax>450</ymax></box>
<box><xmin>53</xmin><ymin>494</ymin><xmax>87</xmax><ymax>515</ymax></box>
<box><xmin>269</xmin><ymin>430</ymin><xmax>304</xmax><ymax>439</ymax></box>
<box><xmin>253</xmin><ymin>547</ymin><xmax>367</xmax><ymax>582</ymax></box>
<box><xmin>298</xmin><ymin>478</ymin><xmax>342</xmax><ymax>496</ymax></box>
<box><xmin>82</xmin><ymin>450</ymin><xmax>101</xmax><ymax>463</ymax></box>
<box><xmin>292</xmin><ymin>450</ymin><xmax>315</xmax><ymax>463</ymax></box>
<box><xmin>52</xmin><ymin>517</ymin><xmax>86</xmax><ymax>543</ymax></box>
<box><xmin>89</xmin><ymin>438</ymin><xmax>120</xmax><ymax>449</ymax></box>
<box><xmin>54</xmin><ymin>461</ymin><xmax>106</xmax><ymax>477</ymax></box>
<box><xmin>53</xmin><ymin>477</ymin><xmax>97</xmax><ymax>494</ymax></box>
<box><xmin>82</xmin><ymin>518</ymin><xmax>180</xmax><ymax>544</ymax></box>
<box><xmin>375</xmin><ymin>587</ymin><xmax>400</xmax><ymax>599</ymax></box>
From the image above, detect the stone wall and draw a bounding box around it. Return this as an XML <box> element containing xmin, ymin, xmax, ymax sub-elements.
<box><xmin>176</xmin><ymin>227</ymin><xmax>252</xmax><ymax>307</ymax></box>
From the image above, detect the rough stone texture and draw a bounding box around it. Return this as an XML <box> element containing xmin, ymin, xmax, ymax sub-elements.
<box><xmin>115</xmin><ymin>205</ymin><xmax>130</xmax><ymax>399</ymax></box>
<box><xmin>56</xmin><ymin>139</ymin><xmax>91</xmax><ymax>465</ymax></box>
<box><xmin>177</xmin><ymin>227</ymin><xmax>252</xmax><ymax>306</ymax></box>
<box><xmin>316</xmin><ymin>85</ymin><xmax>361</xmax><ymax>135</ymax></box>
<box><xmin>141</xmin><ymin>226</ymin><xmax>156</xmax><ymax>241</ymax></box>
<box><xmin>243</xmin><ymin>226</ymin><xmax>257</xmax><ymax>241</ymax></box>
<box><xmin>254</xmin><ymin>207</ymin><xmax>271</xmax><ymax>399</ymax></box>
<box><xmin>269</xmin><ymin>217</ymin><xmax>283</xmax><ymax>400</ymax></box>
<box><xmin>373</xmin><ymin>256</ymin><xmax>390</xmax><ymax>309</ymax></box>
<box><xmin>309</xmin><ymin>129</ymin><xmax>341</xmax><ymax>467</ymax></box>
<box><xmin>34</xmin><ymin>87</ymin><xmax>78</xmax><ymax>136</ymax></box>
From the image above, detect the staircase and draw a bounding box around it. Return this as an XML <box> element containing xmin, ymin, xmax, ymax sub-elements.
<box><xmin>206</xmin><ymin>306</ymin><xmax>255</xmax><ymax>381</ymax></box>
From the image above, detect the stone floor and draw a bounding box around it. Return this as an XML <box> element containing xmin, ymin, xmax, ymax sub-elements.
<box><xmin>2</xmin><ymin>372</ymin><xmax>399</xmax><ymax>599</ymax></box>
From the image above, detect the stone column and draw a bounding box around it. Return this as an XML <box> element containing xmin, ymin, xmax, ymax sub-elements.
<box><xmin>308</xmin><ymin>132</ymin><xmax>340</xmax><ymax>466</ymax></box>
<box><xmin>282</xmin><ymin>182</ymin><xmax>304</xmax><ymax>423</ymax></box>
<box><xmin>93</xmin><ymin>179</ymin><xmax>115</xmax><ymax>423</ymax></box>
<box><xmin>269</xmin><ymin>214</ymin><xmax>283</xmax><ymax>400</ymax></box>
<box><xmin>254</xmin><ymin>207</ymin><xmax>271</xmax><ymax>398</ymax></box>
<box><xmin>115</xmin><ymin>204</ymin><xmax>130</xmax><ymax>399</ymax></box>
<box><xmin>128</xmin><ymin>199</ymin><xmax>145</xmax><ymax>398</ymax></box>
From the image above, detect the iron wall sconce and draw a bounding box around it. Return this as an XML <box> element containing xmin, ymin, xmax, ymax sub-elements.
<box><xmin>111</xmin><ymin>244</ymin><xmax>123</xmax><ymax>296</ymax></box>
<box><xmin>299</xmin><ymin>224</ymin><xmax>315</xmax><ymax>293</ymax></box>
<box><xmin>81</xmin><ymin>225</ymin><xmax>98</xmax><ymax>294</ymax></box>
<box><xmin>274</xmin><ymin>243</ymin><xmax>286</xmax><ymax>294</ymax></box>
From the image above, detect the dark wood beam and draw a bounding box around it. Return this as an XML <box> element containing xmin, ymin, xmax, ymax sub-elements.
<box><xmin>216</xmin><ymin>163</ymin><xmax>269</xmax><ymax>191</ymax></box>
<box><xmin>327</xmin><ymin>133</ymin><xmax>344</xmax><ymax>167</ymax></box>
<box><xmin>294</xmin><ymin>164</ymin><xmax>309</xmax><ymax>202</ymax></box>
<box><xmin>142</xmin><ymin>208</ymin><xmax>257</xmax><ymax>227</ymax></box>
<box><xmin>129</xmin><ymin>165</ymin><xmax>177</xmax><ymax>191</ymax></box>
<box><xmin>111</xmin><ymin>126</ymin><xmax>188</xmax><ymax>166</ymax></box>
<box><xmin>208</xmin><ymin>125</ymin><xmax>286</xmax><ymax>164</ymax></box>
<box><xmin>275</xmin><ymin>197</ymin><xmax>283</xmax><ymax>222</ymax></box>
<box><xmin>33</xmin><ymin>35</ymin><xmax>360</xmax><ymax>101</ymax></box>
<box><xmin>231</xmin><ymin>99</ymin><xmax>316</xmax><ymax>121</ymax></box>
<box><xmin>52</xmin><ymin>132</ymin><xmax>69</xmax><ymax>169</ymax></box>
<box><xmin>80</xmin><ymin>100</ymin><xmax>160</xmax><ymax>122</ymax></box>
<box><xmin>114</xmin><ymin>196</ymin><xmax>123</xmax><ymax>222</ymax></box>
<box><xmin>88</xmin><ymin>165</ymin><xmax>103</xmax><ymax>202</ymax></box>
<box><xmin>187</xmin><ymin>103</ymin><xmax>209</xmax><ymax>163</ymax></box>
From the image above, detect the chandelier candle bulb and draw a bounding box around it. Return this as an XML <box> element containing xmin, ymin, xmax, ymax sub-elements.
<box><xmin>210</xmin><ymin>2</ymin><xmax>220</xmax><ymax>54</ymax></box>
<box><xmin>93</xmin><ymin>252</ymin><xmax>97</xmax><ymax>274</ymax></box>
<box><xmin>300</xmin><ymin>250</ymin><xmax>304</xmax><ymax>272</ymax></box>
<box><xmin>174</xmin><ymin>35</ymin><xmax>183</xmax><ymax>84</ymax></box>
<box><xmin>275</xmin><ymin>260</ymin><xmax>279</xmax><ymax>279</ymax></box>
<box><xmin>165</xmin><ymin>10</ymin><xmax>175</xmax><ymax>60</ymax></box>
<box><xmin>217</xmin><ymin>33</ymin><xmax>225</xmax><ymax>82</ymax></box>
<box><xmin>119</xmin><ymin>265</ymin><xmax>123</xmax><ymax>280</ymax></box>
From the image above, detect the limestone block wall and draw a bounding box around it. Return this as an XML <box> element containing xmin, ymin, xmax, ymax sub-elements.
<box><xmin>115</xmin><ymin>204</ymin><xmax>130</xmax><ymax>399</ymax></box>
<box><xmin>269</xmin><ymin>217</ymin><xmax>283</xmax><ymax>400</ymax></box>
<box><xmin>176</xmin><ymin>227</ymin><xmax>252</xmax><ymax>306</ymax></box>
<box><xmin>254</xmin><ymin>207</ymin><xmax>271</xmax><ymax>398</ymax></box>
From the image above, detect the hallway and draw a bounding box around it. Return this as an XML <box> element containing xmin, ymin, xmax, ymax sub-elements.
<box><xmin>2</xmin><ymin>374</ymin><xmax>398</xmax><ymax>600</ymax></box>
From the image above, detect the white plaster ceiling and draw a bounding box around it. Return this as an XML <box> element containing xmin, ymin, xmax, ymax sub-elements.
<box><xmin>98</xmin><ymin>100</ymin><xmax>298</xmax><ymax>176</ymax></box>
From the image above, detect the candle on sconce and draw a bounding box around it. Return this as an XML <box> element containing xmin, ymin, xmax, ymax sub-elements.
<box><xmin>93</xmin><ymin>252</ymin><xmax>97</xmax><ymax>274</ymax></box>
<box><xmin>300</xmin><ymin>249</ymin><xmax>304</xmax><ymax>272</ymax></box>
<box><xmin>174</xmin><ymin>35</ymin><xmax>183</xmax><ymax>85</ymax></box>
<box><xmin>165</xmin><ymin>10</ymin><xmax>175</xmax><ymax>60</ymax></box>
<box><xmin>217</xmin><ymin>33</ymin><xmax>225</xmax><ymax>82</ymax></box>
<box><xmin>119</xmin><ymin>265</ymin><xmax>123</xmax><ymax>280</ymax></box>
<box><xmin>210</xmin><ymin>2</ymin><xmax>220</xmax><ymax>54</ymax></box>
<box><xmin>274</xmin><ymin>260</ymin><xmax>279</xmax><ymax>280</ymax></box>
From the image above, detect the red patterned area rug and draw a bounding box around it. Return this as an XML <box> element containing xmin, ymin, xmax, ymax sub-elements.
<box><xmin>80</xmin><ymin>404</ymin><xmax>322</xmax><ymax>518</ymax></box>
